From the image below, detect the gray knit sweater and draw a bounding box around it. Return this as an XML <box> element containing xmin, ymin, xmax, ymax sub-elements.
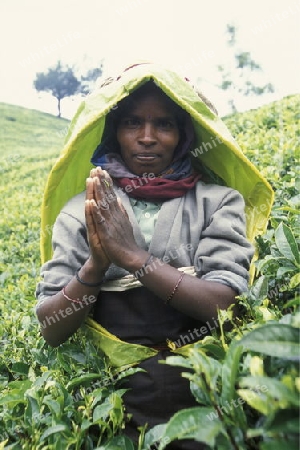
<box><xmin>36</xmin><ymin>181</ymin><xmax>254</xmax><ymax>304</ymax></box>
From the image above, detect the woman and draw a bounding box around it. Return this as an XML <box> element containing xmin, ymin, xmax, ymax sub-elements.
<box><xmin>36</xmin><ymin>63</ymin><xmax>273</xmax><ymax>448</ymax></box>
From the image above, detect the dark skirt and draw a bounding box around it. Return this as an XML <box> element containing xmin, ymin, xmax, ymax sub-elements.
<box><xmin>93</xmin><ymin>287</ymin><xmax>209</xmax><ymax>449</ymax></box>
<box><xmin>121</xmin><ymin>351</ymin><xmax>208</xmax><ymax>450</ymax></box>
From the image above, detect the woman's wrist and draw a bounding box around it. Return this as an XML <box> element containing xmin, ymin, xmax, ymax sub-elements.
<box><xmin>123</xmin><ymin>250</ymin><xmax>150</xmax><ymax>274</ymax></box>
<box><xmin>80</xmin><ymin>257</ymin><xmax>108</xmax><ymax>283</ymax></box>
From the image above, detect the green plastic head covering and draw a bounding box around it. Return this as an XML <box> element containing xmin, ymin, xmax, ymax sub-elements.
<box><xmin>40</xmin><ymin>61</ymin><xmax>274</xmax><ymax>266</ymax></box>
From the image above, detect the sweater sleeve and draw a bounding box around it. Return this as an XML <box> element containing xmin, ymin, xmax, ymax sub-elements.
<box><xmin>35</xmin><ymin>211</ymin><xmax>90</xmax><ymax>304</ymax></box>
<box><xmin>194</xmin><ymin>189</ymin><xmax>254</xmax><ymax>294</ymax></box>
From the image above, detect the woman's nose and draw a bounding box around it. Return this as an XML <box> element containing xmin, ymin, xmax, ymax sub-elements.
<box><xmin>138</xmin><ymin>122</ymin><xmax>157</xmax><ymax>146</ymax></box>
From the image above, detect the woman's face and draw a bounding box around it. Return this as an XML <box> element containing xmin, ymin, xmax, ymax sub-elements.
<box><xmin>116</xmin><ymin>91</ymin><xmax>180</xmax><ymax>176</ymax></box>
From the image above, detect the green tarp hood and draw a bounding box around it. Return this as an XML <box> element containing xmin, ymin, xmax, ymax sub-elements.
<box><xmin>40</xmin><ymin>62</ymin><xmax>274</xmax><ymax>265</ymax></box>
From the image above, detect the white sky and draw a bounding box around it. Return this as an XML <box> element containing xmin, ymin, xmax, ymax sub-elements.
<box><xmin>0</xmin><ymin>0</ymin><xmax>299</xmax><ymax>118</ymax></box>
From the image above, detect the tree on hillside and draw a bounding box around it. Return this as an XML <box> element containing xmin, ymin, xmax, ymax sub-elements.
<box><xmin>33</xmin><ymin>61</ymin><xmax>80</xmax><ymax>117</ymax></box>
<box><xmin>218</xmin><ymin>24</ymin><xmax>274</xmax><ymax>112</ymax></box>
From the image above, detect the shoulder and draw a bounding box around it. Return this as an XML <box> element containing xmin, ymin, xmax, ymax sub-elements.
<box><xmin>191</xmin><ymin>181</ymin><xmax>244</xmax><ymax>206</ymax></box>
<box><xmin>184</xmin><ymin>182</ymin><xmax>246</xmax><ymax>225</ymax></box>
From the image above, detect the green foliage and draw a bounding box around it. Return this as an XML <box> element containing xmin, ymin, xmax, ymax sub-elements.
<box><xmin>141</xmin><ymin>322</ymin><xmax>299</xmax><ymax>449</ymax></box>
<box><xmin>1</xmin><ymin>94</ymin><xmax>299</xmax><ymax>449</ymax></box>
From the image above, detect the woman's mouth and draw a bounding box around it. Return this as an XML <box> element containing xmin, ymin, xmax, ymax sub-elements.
<box><xmin>135</xmin><ymin>154</ymin><xmax>159</xmax><ymax>162</ymax></box>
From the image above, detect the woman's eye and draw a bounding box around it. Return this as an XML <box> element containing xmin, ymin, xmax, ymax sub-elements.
<box><xmin>121</xmin><ymin>118</ymin><xmax>140</xmax><ymax>128</ymax></box>
<box><xmin>157</xmin><ymin>119</ymin><xmax>176</xmax><ymax>130</ymax></box>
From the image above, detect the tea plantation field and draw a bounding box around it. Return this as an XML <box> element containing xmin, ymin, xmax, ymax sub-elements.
<box><xmin>0</xmin><ymin>95</ymin><xmax>299</xmax><ymax>449</ymax></box>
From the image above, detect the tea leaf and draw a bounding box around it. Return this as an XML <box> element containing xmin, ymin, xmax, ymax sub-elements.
<box><xmin>275</xmin><ymin>223</ymin><xmax>299</xmax><ymax>264</ymax></box>
<box><xmin>239</xmin><ymin>324</ymin><xmax>299</xmax><ymax>359</ymax></box>
<box><xmin>158</xmin><ymin>407</ymin><xmax>224</xmax><ymax>449</ymax></box>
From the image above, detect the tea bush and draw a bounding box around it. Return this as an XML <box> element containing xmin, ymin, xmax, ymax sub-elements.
<box><xmin>0</xmin><ymin>95</ymin><xmax>299</xmax><ymax>449</ymax></box>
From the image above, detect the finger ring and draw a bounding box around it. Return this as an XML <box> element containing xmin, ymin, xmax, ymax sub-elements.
<box><xmin>103</xmin><ymin>179</ymin><xmax>110</xmax><ymax>188</ymax></box>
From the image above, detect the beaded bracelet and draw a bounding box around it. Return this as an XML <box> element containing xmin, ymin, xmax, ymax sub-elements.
<box><xmin>62</xmin><ymin>287</ymin><xmax>83</xmax><ymax>304</ymax></box>
<box><xmin>75</xmin><ymin>268</ymin><xmax>103</xmax><ymax>287</ymax></box>
<box><xmin>165</xmin><ymin>272</ymin><xmax>185</xmax><ymax>305</ymax></box>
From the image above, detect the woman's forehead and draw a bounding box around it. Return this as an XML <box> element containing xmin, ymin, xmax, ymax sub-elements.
<box><xmin>122</xmin><ymin>92</ymin><xmax>178</xmax><ymax>116</ymax></box>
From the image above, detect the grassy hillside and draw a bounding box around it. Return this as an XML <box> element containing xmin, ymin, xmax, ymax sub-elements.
<box><xmin>0</xmin><ymin>102</ymin><xmax>69</xmax><ymax>255</ymax></box>
<box><xmin>0</xmin><ymin>102</ymin><xmax>69</xmax><ymax>156</ymax></box>
<box><xmin>0</xmin><ymin>104</ymin><xmax>69</xmax><ymax>311</ymax></box>
<box><xmin>0</xmin><ymin>96</ymin><xmax>299</xmax><ymax>449</ymax></box>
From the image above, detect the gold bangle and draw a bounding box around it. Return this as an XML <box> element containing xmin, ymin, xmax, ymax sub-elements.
<box><xmin>165</xmin><ymin>272</ymin><xmax>184</xmax><ymax>305</ymax></box>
